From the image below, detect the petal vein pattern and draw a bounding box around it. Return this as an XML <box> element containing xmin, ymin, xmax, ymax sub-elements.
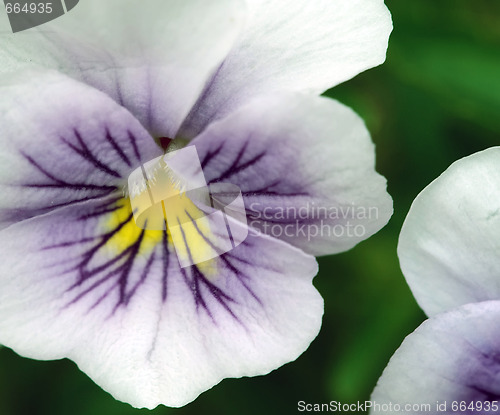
<box><xmin>128</xmin><ymin>146</ymin><xmax>249</xmax><ymax>268</ymax></box>
<box><xmin>0</xmin><ymin>73</ymin><xmax>325</xmax><ymax>408</ymax></box>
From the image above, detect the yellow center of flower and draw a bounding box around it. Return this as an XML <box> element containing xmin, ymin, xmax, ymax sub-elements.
<box><xmin>100</xmin><ymin>142</ymin><xmax>224</xmax><ymax>275</ymax></box>
<box><xmin>105</xmin><ymin>198</ymin><xmax>163</xmax><ymax>254</ymax></box>
<box><xmin>102</xmin><ymin>193</ymin><xmax>218</xmax><ymax>275</ymax></box>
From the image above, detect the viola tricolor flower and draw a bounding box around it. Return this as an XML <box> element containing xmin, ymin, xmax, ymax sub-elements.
<box><xmin>371</xmin><ymin>148</ymin><xmax>500</xmax><ymax>412</ymax></box>
<box><xmin>0</xmin><ymin>0</ymin><xmax>393</xmax><ymax>408</ymax></box>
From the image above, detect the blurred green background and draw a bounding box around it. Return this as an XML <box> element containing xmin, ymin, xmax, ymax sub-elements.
<box><xmin>1</xmin><ymin>1</ymin><xmax>500</xmax><ymax>414</ymax></box>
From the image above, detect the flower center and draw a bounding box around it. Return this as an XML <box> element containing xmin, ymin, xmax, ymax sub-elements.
<box><xmin>104</xmin><ymin>198</ymin><xmax>163</xmax><ymax>255</ymax></box>
<box><xmin>100</xmin><ymin>194</ymin><xmax>220</xmax><ymax>282</ymax></box>
<box><xmin>102</xmin><ymin>145</ymin><xmax>219</xmax><ymax>271</ymax></box>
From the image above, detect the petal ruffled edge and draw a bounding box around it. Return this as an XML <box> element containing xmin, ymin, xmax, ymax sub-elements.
<box><xmin>0</xmin><ymin>198</ymin><xmax>323</xmax><ymax>408</ymax></box>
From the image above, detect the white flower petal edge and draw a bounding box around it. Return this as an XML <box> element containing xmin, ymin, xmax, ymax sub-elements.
<box><xmin>0</xmin><ymin>61</ymin><xmax>389</xmax><ymax>412</ymax></box>
<box><xmin>181</xmin><ymin>0</ymin><xmax>393</xmax><ymax>136</ymax></box>
<box><xmin>398</xmin><ymin>147</ymin><xmax>500</xmax><ymax>316</ymax></box>
<box><xmin>0</xmin><ymin>68</ymin><xmax>324</xmax><ymax>409</ymax></box>
<box><xmin>0</xmin><ymin>0</ymin><xmax>246</xmax><ymax>137</ymax></box>
<box><xmin>191</xmin><ymin>92</ymin><xmax>393</xmax><ymax>256</ymax></box>
<box><xmin>0</xmin><ymin>206</ymin><xmax>323</xmax><ymax>408</ymax></box>
<box><xmin>370</xmin><ymin>301</ymin><xmax>500</xmax><ymax>414</ymax></box>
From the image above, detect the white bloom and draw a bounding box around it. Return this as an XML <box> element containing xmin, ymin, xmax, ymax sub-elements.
<box><xmin>0</xmin><ymin>0</ymin><xmax>392</xmax><ymax>408</ymax></box>
<box><xmin>372</xmin><ymin>148</ymin><xmax>500</xmax><ymax>412</ymax></box>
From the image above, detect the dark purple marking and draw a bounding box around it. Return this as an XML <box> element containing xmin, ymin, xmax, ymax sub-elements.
<box><xmin>179</xmin><ymin>265</ymin><xmax>211</xmax><ymax>318</ymax></box>
<box><xmin>15</xmin><ymin>126</ymin><xmax>189</xmax><ymax>316</ymax></box>
<box><xmin>72</xmin><ymin>213</ymin><xmax>136</xmax><ymax>279</ymax></box>
<box><xmin>20</xmin><ymin>126</ymin><xmax>272</xmax><ymax>322</ymax></box>
<box><xmin>198</xmin><ymin>139</ymin><xmax>312</xmax><ymax>212</ymax></box>
<box><xmin>3</xmin><ymin>193</ymin><xmax>118</xmax><ymax>224</ymax></box>
<box><xmin>245</xmin><ymin>211</ymin><xmax>316</xmax><ymax>225</ymax></box>
<box><xmin>128</xmin><ymin>130</ymin><xmax>142</xmax><ymax>162</ymax></box>
<box><xmin>43</xmin><ymin>236</ymin><xmax>98</xmax><ymax>250</ymax></box>
<box><xmin>105</xmin><ymin>128</ymin><xmax>132</xmax><ymax>167</ymax></box>
<box><xmin>208</xmin><ymin>140</ymin><xmax>263</xmax><ymax>185</ymax></box>
<box><xmin>22</xmin><ymin>183</ymin><xmax>116</xmax><ymax>191</ymax></box>
<box><xmin>63</xmin><ymin>214</ymin><xmax>150</xmax><ymax>312</ymax></box>
<box><xmin>184</xmin><ymin>209</ymin><xmax>225</xmax><ymax>255</ymax></box>
<box><xmin>76</xmin><ymin>196</ymin><xmax>124</xmax><ymax>221</ymax></box>
<box><xmin>183</xmin><ymin>210</ymin><xmax>262</xmax><ymax>306</ymax></box>
<box><xmin>22</xmin><ymin>152</ymin><xmax>70</xmax><ymax>185</ymax></box>
<box><xmin>176</xmin><ymin>216</ymin><xmax>194</xmax><ymax>266</ymax></box>
<box><xmin>243</xmin><ymin>190</ymin><xmax>309</xmax><ymax>197</ymax></box>
<box><xmin>200</xmin><ymin>141</ymin><xmax>225</xmax><ymax>169</ymax></box>
<box><xmin>161</xmin><ymin>229</ymin><xmax>169</xmax><ymax>301</ymax></box>
<box><xmin>175</xmin><ymin>217</ymin><xmax>240</xmax><ymax>322</ymax></box>
<box><xmin>210</xmin><ymin>151</ymin><xmax>266</xmax><ymax>184</ymax></box>
<box><xmin>78</xmin><ymin>205</ymin><xmax>123</xmax><ymax>221</ymax></box>
<box><xmin>111</xmin><ymin>229</ymin><xmax>147</xmax><ymax>312</ymax></box>
<box><xmin>87</xmin><ymin>280</ymin><xmax>119</xmax><ymax>313</ymax></box>
<box><xmin>44</xmin><ymin>198</ymin><xmax>265</xmax><ymax>323</ymax></box>
<box><xmin>191</xmin><ymin>265</ymin><xmax>239</xmax><ymax>323</ymax></box>
<box><xmin>238</xmin><ymin>180</ymin><xmax>309</xmax><ymax>197</ymax></box>
<box><xmin>240</xmin><ymin>180</ymin><xmax>282</xmax><ymax>195</ymax></box>
<box><xmin>69</xmin><ymin>266</ymin><xmax>123</xmax><ymax>310</ymax></box>
<box><xmin>22</xmin><ymin>152</ymin><xmax>117</xmax><ymax>193</ymax></box>
<box><xmin>53</xmin><ymin>203</ymin><xmax>254</xmax><ymax>322</ymax></box>
<box><xmin>226</xmin><ymin>140</ymin><xmax>249</xmax><ymax>173</ymax></box>
<box><xmin>219</xmin><ymin>254</ymin><xmax>263</xmax><ymax>306</ymax></box>
<box><xmin>209</xmin><ymin>179</ymin><xmax>309</xmax><ymax>202</ymax></box>
<box><xmin>61</xmin><ymin>129</ymin><xmax>121</xmax><ymax>178</ymax></box>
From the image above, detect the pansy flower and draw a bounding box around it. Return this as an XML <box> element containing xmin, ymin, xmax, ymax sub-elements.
<box><xmin>371</xmin><ymin>148</ymin><xmax>500</xmax><ymax>412</ymax></box>
<box><xmin>0</xmin><ymin>0</ymin><xmax>393</xmax><ymax>408</ymax></box>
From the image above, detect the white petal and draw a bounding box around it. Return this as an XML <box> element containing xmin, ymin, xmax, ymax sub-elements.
<box><xmin>191</xmin><ymin>92</ymin><xmax>393</xmax><ymax>255</ymax></box>
<box><xmin>0</xmin><ymin>201</ymin><xmax>322</xmax><ymax>408</ymax></box>
<box><xmin>399</xmin><ymin>147</ymin><xmax>500</xmax><ymax>316</ymax></box>
<box><xmin>0</xmin><ymin>0</ymin><xmax>246</xmax><ymax>136</ymax></box>
<box><xmin>0</xmin><ymin>69</ymin><xmax>161</xmax><ymax>228</ymax></box>
<box><xmin>371</xmin><ymin>301</ymin><xmax>500</xmax><ymax>413</ymax></box>
<box><xmin>180</xmin><ymin>0</ymin><xmax>393</xmax><ymax>137</ymax></box>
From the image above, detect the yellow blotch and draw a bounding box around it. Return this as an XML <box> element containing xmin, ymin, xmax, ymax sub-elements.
<box><xmin>102</xmin><ymin>196</ymin><xmax>218</xmax><ymax>277</ymax></box>
<box><xmin>104</xmin><ymin>198</ymin><xmax>164</xmax><ymax>255</ymax></box>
